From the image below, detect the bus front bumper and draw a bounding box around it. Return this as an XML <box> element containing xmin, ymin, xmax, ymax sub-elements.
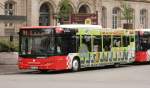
<box><xmin>18</xmin><ymin>56</ymin><xmax>68</xmax><ymax>71</ymax></box>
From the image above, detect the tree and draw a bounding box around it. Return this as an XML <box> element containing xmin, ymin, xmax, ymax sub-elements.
<box><xmin>57</xmin><ymin>0</ymin><xmax>71</xmax><ymax>24</ymax></box>
<box><xmin>120</xmin><ymin>2</ymin><xmax>134</xmax><ymax>29</ymax></box>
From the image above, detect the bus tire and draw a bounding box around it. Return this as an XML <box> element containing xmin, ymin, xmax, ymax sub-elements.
<box><xmin>114</xmin><ymin>63</ymin><xmax>120</xmax><ymax>68</ymax></box>
<box><xmin>72</xmin><ymin>58</ymin><xmax>80</xmax><ymax>72</ymax></box>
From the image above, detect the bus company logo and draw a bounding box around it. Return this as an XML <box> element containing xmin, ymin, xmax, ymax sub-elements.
<box><xmin>33</xmin><ymin>59</ymin><xmax>35</xmax><ymax>62</ymax></box>
<box><xmin>29</xmin><ymin>59</ymin><xmax>40</xmax><ymax>64</ymax></box>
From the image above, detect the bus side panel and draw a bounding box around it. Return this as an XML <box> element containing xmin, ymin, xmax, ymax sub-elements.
<box><xmin>54</xmin><ymin>56</ymin><xmax>69</xmax><ymax>70</ymax></box>
<box><xmin>135</xmin><ymin>51</ymin><xmax>147</xmax><ymax>62</ymax></box>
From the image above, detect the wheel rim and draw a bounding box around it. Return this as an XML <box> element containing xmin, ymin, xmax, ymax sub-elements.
<box><xmin>72</xmin><ymin>60</ymin><xmax>79</xmax><ymax>71</ymax></box>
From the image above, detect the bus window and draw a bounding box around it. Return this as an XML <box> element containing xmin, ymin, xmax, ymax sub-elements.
<box><xmin>56</xmin><ymin>36</ymin><xmax>63</xmax><ymax>54</ymax></box>
<box><xmin>82</xmin><ymin>35</ymin><xmax>91</xmax><ymax>52</ymax></box>
<box><xmin>113</xmin><ymin>36</ymin><xmax>121</xmax><ymax>47</ymax></box>
<box><xmin>56</xmin><ymin>34</ymin><xmax>78</xmax><ymax>54</ymax></box>
<box><xmin>136</xmin><ymin>35</ymin><xmax>150</xmax><ymax>51</ymax></box>
<box><xmin>137</xmin><ymin>31</ymin><xmax>150</xmax><ymax>51</ymax></box>
<box><xmin>93</xmin><ymin>36</ymin><xmax>102</xmax><ymax>52</ymax></box>
<box><xmin>69</xmin><ymin>35</ymin><xmax>80</xmax><ymax>53</ymax></box>
<box><xmin>123</xmin><ymin>36</ymin><xmax>129</xmax><ymax>47</ymax></box>
<box><xmin>21</xmin><ymin>37</ymin><xmax>28</xmax><ymax>54</ymax></box>
<box><xmin>140</xmin><ymin>38</ymin><xmax>148</xmax><ymax>51</ymax></box>
<box><xmin>135</xmin><ymin>34</ymin><xmax>140</xmax><ymax>51</ymax></box>
<box><xmin>103</xmin><ymin>35</ymin><xmax>111</xmax><ymax>51</ymax></box>
<box><xmin>131</xmin><ymin>36</ymin><xmax>134</xmax><ymax>42</ymax></box>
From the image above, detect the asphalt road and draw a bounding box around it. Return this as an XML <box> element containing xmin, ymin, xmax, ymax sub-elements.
<box><xmin>0</xmin><ymin>64</ymin><xmax>150</xmax><ymax>88</ymax></box>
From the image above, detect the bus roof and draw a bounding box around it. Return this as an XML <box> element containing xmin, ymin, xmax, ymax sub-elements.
<box><xmin>20</xmin><ymin>24</ymin><xmax>102</xmax><ymax>30</ymax></box>
<box><xmin>135</xmin><ymin>29</ymin><xmax>150</xmax><ymax>32</ymax></box>
<box><xmin>20</xmin><ymin>26</ymin><xmax>56</xmax><ymax>29</ymax></box>
<box><xmin>20</xmin><ymin>24</ymin><xmax>133</xmax><ymax>33</ymax></box>
<box><xmin>59</xmin><ymin>24</ymin><xmax>102</xmax><ymax>29</ymax></box>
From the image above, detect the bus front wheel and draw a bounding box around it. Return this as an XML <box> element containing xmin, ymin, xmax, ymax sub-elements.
<box><xmin>72</xmin><ymin>59</ymin><xmax>80</xmax><ymax>72</ymax></box>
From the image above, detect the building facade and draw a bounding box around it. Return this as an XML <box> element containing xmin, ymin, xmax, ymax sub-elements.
<box><xmin>0</xmin><ymin>0</ymin><xmax>150</xmax><ymax>36</ymax></box>
<box><xmin>0</xmin><ymin>0</ymin><xmax>26</xmax><ymax>36</ymax></box>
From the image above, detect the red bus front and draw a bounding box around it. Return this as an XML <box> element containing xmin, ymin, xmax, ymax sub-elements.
<box><xmin>18</xmin><ymin>26</ymin><xmax>77</xmax><ymax>71</ymax></box>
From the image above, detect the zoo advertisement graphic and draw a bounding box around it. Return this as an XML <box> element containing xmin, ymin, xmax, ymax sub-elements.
<box><xmin>18</xmin><ymin>25</ymin><xmax>136</xmax><ymax>71</ymax></box>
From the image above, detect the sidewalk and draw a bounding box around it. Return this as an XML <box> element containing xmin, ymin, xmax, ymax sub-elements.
<box><xmin>0</xmin><ymin>65</ymin><xmax>19</xmax><ymax>75</ymax></box>
<box><xmin>0</xmin><ymin>52</ymin><xmax>18</xmax><ymax>65</ymax></box>
<box><xmin>0</xmin><ymin>65</ymin><xmax>35</xmax><ymax>75</ymax></box>
<box><xmin>0</xmin><ymin>52</ymin><xmax>35</xmax><ymax>75</ymax></box>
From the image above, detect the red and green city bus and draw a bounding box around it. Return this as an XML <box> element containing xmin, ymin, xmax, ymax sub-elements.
<box><xmin>18</xmin><ymin>24</ymin><xmax>135</xmax><ymax>72</ymax></box>
<box><xmin>135</xmin><ymin>29</ymin><xmax>150</xmax><ymax>63</ymax></box>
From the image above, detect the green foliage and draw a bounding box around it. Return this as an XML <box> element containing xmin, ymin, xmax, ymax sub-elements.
<box><xmin>121</xmin><ymin>2</ymin><xmax>133</xmax><ymax>24</ymax></box>
<box><xmin>57</xmin><ymin>0</ymin><xmax>71</xmax><ymax>23</ymax></box>
<box><xmin>0</xmin><ymin>40</ymin><xmax>19</xmax><ymax>52</ymax></box>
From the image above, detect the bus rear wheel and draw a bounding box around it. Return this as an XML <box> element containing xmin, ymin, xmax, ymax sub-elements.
<box><xmin>72</xmin><ymin>59</ymin><xmax>80</xmax><ymax>72</ymax></box>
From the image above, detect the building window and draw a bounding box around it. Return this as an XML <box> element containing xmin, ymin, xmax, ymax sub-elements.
<box><xmin>140</xmin><ymin>9</ymin><xmax>148</xmax><ymax>28</ymax></box>
<box><xmin>79</xmin><ymin>4</ymin><xmax>90</xmax><ymax>13</ymax></box>
<box><xmin>102</xmin><ymin>6</ymin><xmax>107</xmax><ymax>28</ymax></box>
<box><xmin>5</xmin><ymin>22</ymin><xmax>14</xmax><ymax>27</ymax></box>
<box><xmin>39</xmin><ymin>3</ymin><xmax>50</xmax><ymax>26</ymax></box>
<box><xmin>5</xmin><ymin>2</ymin><xmax>15</xmax><ymax>16</ymax></box>
<box><xmin>112</xmin><ymin>7</ymin><xmax>121</xmax><ymax>29</ymax></box>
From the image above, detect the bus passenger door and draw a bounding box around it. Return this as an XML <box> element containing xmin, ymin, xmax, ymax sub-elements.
<box><xmin>79</xmin><ymin>35</ymin><xmax>91</xmax><ymax>67</ymax></box>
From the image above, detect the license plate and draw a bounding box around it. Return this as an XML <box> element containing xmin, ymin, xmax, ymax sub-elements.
<box><xmin>30</xmin><ymin>66</ymin><xmax>38</xmax><ymax>70</ymax></box>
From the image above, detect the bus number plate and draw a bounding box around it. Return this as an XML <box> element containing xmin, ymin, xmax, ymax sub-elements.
<box><xmin>30</xmin><ymin>66</ymin><xmax>38</xmax><ymax>70</ymax></box>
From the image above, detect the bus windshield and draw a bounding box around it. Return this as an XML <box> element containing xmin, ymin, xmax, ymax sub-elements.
<box><xmin>21</xmin><ymin>36</ymin><xmax>55</xmax><ymax>56</ymax></box>
<box><xmin>19</xmin><ymin>28</ymin><xmax>78</xmax><ymax>57</ymax></box>
<box><xmin>20</xmin><ymin>28</ymin><xmax>55</xmax><ymax>57</ymax></box>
